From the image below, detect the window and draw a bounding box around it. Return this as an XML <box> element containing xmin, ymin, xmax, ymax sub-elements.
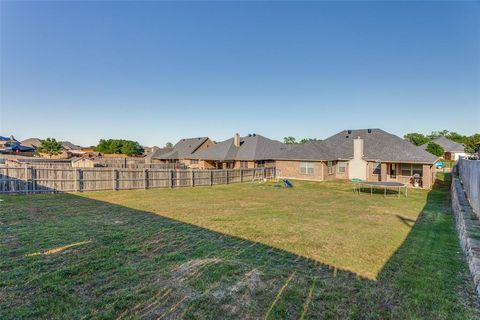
<box><xmin>401</xmin><ymin>164</ymin><xmax>412</xmax><ymax>176</ymax></box>
<box><xmin>372</xmin><ymin>163</ymin><xmax>381</xmax><ymax>175</ymax></box>
<box><xmin>191</xmin><ymin>159</ymin><xmax>199</xmax><ymax>164</ymax></box>
<box><xmin>338</xmin><ymin>161</ymin><xmax>346</xmax><ymax>173</ymax></box>
<box><xmin>300</xmin><ymin>162</ymin><xmax>314</xmax><ymax>174</ymax></box>
<box><xmin>256</xmin><ymin>160</ymin><xmax>265</xmax><ymax>168</ymax></box>
<box><xmin>327</xmin><ymin>161</ymin><xmax>334</xmax><ymax>175</ymax></box>
<box><xmin>240</xmin><ymin>161</ymin><xmax>248</xmax><ymax>168</ymax></box>
<box><xmin>390</xmin><ymin>163</ymin><xmax>397</xmax><ymax>178</ymax></box>
<box><xmin>412</xmin><ymin>164</ymin><xmax>423</xmax><ymax>177</ymax></box>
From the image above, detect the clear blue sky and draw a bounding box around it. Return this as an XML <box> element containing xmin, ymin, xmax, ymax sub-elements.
<box><xmin>1</xmin><ymin>1</ymin><xmax>479</xmax><ymax>147</ymax></box>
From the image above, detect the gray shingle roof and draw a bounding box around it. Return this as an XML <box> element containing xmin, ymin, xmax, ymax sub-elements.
<box><xmin>21</xmin><ymin>138</ymin><xmax>42</xmax><ymax>149</ymax></box>
<box><xmin>420</xmin><ymin>136</ymin><xmax>464</xmax><ymax>153</ymax></box>
<box><xmin>61</xmin><ymin>141</ymin><xmax>83</xmax><ymax>151</ymax></box>
<box><xmin>153</xmin><ymin>137</ymin><xmax>210</xmax><ymax>160</ymax></box>
<box><xmin>275</xmin><ymin>129</ymin><xmax>438</xmax><ymax>164</ymax></box>
<box><xmin>321</xmin><ymin>129</ymin><xmax>438</xmax><ymax>163</ymax></box>
<box><xmin>191</xmin><ymin>135</ymin><xmax>287</xmax><ymax>161</ymax></box>
<box><xmin>273</xmin><ymin>141</ymin><xmax>334</xmax><ymax>161</ymax></box>
<box><xmin>145</xmin><ymin>146</ymin><xmax>174</xmax><ymax>159</ymax></box>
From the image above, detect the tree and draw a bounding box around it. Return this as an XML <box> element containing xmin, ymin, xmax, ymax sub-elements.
<box><xmin>38</xmin><ymin>138</ymin><xmax>62</xmax><ymax>158</ymax></box>
<box><xmin>404</xmin><ymin>133</ymin><xmax>430</xmax><ymax>146</ymax></box>
<box><xmin>283</xmin><ymin>136</ymin><xmax>297</xmax><ymax>144</ymax></box>
<box><xmin>95</xmin><ymin>139</ymin><xmax>143</xmax><ymax>156</ymax></box>
<box><xmin>165</xmin><ymin>142</ymin><xmax>173</xmax><ymax>148</ymax></box>
<box><xmin>464</xmin><ymin>134</ymin><xmax>480</xmax><ymax>154</ymax></box>
<box><xmin>299</xmin><ymin>138</ymin><xmax>319</xmax><ymax>144</ymax></box>
<box><xmin>426</xmin><ymin>142</ymin><xmax>444</xmax><ymax>157</ymax></box>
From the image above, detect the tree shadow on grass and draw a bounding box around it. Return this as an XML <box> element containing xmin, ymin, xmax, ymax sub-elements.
<box><xmin>0</xmin><ymin>176</ymin><xmax>479</xmax><ymax>319</ymax></box>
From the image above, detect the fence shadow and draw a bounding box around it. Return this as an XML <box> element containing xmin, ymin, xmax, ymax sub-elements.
<box><xmin>1</xmin><ymin>175</ymin><xmax>478</xmax><ymax>319</ymax></box>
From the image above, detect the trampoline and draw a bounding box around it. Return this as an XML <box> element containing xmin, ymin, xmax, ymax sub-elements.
<box><xmin>353</xmin><ymin>181</ymin><xmax>407</xmax><ymax>197</ymax></box>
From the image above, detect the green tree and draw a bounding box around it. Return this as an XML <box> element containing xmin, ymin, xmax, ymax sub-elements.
<box><xmin>404</xmin><ymin>133</ymin><xmax>430</xmax><ymax>146</ymax></box>
<box><xmin>464</xmin><ymin>134</ymin><xmax>480</xmax><ymax>154</ymax></box>
<box><xmin>283</xmin><ymin>136</ymin><xmax>297</xmax><ymax>144</ymax></box>
<box><xmin>299</xmin><ymin>138</ymin><xmax>319</xmax><ymax>144</ymax></box>
<box><xmin>95</xmin><ymin>139</ymin><xmax>143</xmax><ymax>156</ymax></box>
<box><xmin>38</xmin><ymin>138</ymin><xmax>62</xmax><ymax>158</ymax></box>
<box><xmin>426</xmin><ymin>142</ymin><xmax>444</xmax><ymax>157</ymax></box>
<box><xmin>165</xmin><ymin>142</ymin><xmax>173</xmax><ymax>148</ymax></box>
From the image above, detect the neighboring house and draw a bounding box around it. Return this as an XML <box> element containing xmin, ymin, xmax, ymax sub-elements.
<box><xmin>21</xmin><ymin>138</ymin><xmax>43</xmax><ymax>149</ymax></box>
<box><xmin>420</xmin><ymin>136</ymin><xmax>466</xmax><ymax>160</ymax></box>
<box><xmin>190</xmin><ymin>133</ymin><xmax>287</xmax><ymax>169</ymax></box>
<box><xmin>144</xmin><ymin>146</ymin><xmax>174</xmax><ymax>164</ymax></box>
<box><xmin>275</xmin><ymin>129</ymin><xmax>438</xmax><ymax>188</ymax></box>
<box><xmin>150</xmin><ymin>137</ymin><xmax>214</xmax><ymax>168</ymax></box>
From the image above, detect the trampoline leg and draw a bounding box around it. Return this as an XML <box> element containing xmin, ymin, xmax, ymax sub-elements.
<box><xmin>398</xmin><ymin>186</ymin><xmax>400</xmax><ymax>198</ymax></box>
<box><xmin>384</xmin><ymin>187</ymin><xmax>386</xmax><ymax>197</ymax></box>
<box><xmin>370</xmin><ymin>186</ymin><xmax>372</xmax><ymax>196</ymax></box>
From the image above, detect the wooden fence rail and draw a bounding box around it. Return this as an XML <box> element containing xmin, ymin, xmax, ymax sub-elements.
<box><xmin>0</xmin><ymin>166</ymin><xmax>276</xmax><ymax>194</ymax></box>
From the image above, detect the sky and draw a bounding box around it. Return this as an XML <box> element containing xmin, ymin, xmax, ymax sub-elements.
<box><xmin>1</xmin><ymin>1</ymin><xmax>479</xmax><ymax>147</ymax></box>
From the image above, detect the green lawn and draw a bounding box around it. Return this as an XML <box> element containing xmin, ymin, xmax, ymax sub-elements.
<box><xmin>1</xmin><ymin>175</ymin><xmax>478</xmax><ymax>319</ymax></box>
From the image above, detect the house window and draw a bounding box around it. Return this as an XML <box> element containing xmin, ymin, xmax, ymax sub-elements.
<box><xmin>372</xmin><ymin>163</ymin><xmax>381</xmax><ymax>175</ymax></box>
<box><xmin>390</xmin><ymin>164</ymin><xmax>397</xmax><ymax>178</ymax></box>
<box><xmin>401</xmin><ymin>164</ymin><xmax>412</xmax><ymax>176</ymax></box>
<box><xmin>338</xmin><ymin>161</ymin><xmax>346</xmax><ymax>174</ymax></box>
<box><xmin>256</xmin><ymin>161</ymin><xmax>265</xmax><ymax>168</ymax></box>
<box><xmin>327</xmin><ymin>161</ymin><xmax>334</xmax><ymax>175</ymax></box>
<box><xmin>240</xmin><ymin>161</ymin><xmax>248</xmax><ymax>168</ymax></box>
<box><xmin>412</xmin><ymin>164</ymin><xmax>423</xmax><ymax>177</ymax></box>
<box><xmin>191</xmin><ymin>159</ymin><xmax>199</xmax><ymax>164</ymax></box>
<box><xmin>300</xmin><ymin>162</ymin><xmax>314</xmax><ymax>174</ymax></box>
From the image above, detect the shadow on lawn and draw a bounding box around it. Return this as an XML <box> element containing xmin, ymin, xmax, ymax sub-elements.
<box><xmin>0</xmin><ymin>174</ymin><xmax>478</xmax><ymax>319</ymax></box>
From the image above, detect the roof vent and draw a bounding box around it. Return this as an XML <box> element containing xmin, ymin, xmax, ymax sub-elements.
<box><xmin>368</xmin><ymin>129</ymin><xmax>372</xmax><ymax>133</ymax></box>
<box><xmin>248</xmin><ymin>134</ymin><xmax>252</xmax><ymax>137</ymax></box>
<box><xmin>347</xmin><ymin>130</ymin><xmax>352</xmax><ymax>134</ymax></box>
<box><xmin>252</xmin><ymin>133</ymin><xmax>256</xmax><ymax>137</ymax></box>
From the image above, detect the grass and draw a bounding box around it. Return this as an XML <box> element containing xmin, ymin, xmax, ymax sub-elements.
<box><xmin>0</xmin><ymin>175</ymin><xmax>478</xmax><ymax>319</ymax></box>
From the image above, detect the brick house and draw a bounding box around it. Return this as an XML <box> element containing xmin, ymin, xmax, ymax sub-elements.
<box><xmin>275</xmin><ymin>129</ymin><xmax>439</xmax><ymax>188</ymax></box>
<box><xmin>149</xmin><ymin>137</ymin><xmax>214</xmax><ymax>169</ymax></box>
<box><xmin>188</xmin><ymin>133</ymin><xmax>287</xmax><ymax>169</ymax></box>
<box><xmin>420</xmin><ymin>136</ymin><xmax>466</xmax><ymax>161</ymax></box>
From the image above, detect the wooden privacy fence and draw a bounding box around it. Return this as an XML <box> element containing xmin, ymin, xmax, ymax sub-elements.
<box><xmin>457</xmin><ymin>158</ymin><xmax>480</xmax><ymax>216</ymax></box>
<box><xmin>0</xmin><ymin>166</ymin><xmax>276</xmax><ymax>194</ymax></box>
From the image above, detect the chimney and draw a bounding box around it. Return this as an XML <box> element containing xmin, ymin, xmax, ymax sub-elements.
<box><xmin>234</xmin><ymin>133</ymin><xmax>240</xmax><ymax>147</ymax></box>
<box><xmin>353</xmin><ymin>136</ymin><xmax>363</xmax><ymax>160</ymax></box>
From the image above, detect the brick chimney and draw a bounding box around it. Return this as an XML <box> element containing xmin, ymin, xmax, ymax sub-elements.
<box><xmin>234</xmin><ymin>133</ymin><xmax>240</xmax><ymax>147</ymax></box>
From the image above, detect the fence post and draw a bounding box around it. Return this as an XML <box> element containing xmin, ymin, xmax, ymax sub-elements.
<box><xmin>31</xmin><ymin>167</ymin><xmax>36</xmax><ymax>194</ymax></box>
<box><xmin>240</xmin><ymin>169</ymin><xmax>243</xmax><ymax>183</ymax></box>
<box><xmin>191</xmin><ymin>170</ymin><xmax>194</xmax><ymax>187</ymax></box>
<box><xmin>78</xmin><ymin>169</ymin><xmax>83</xmax><ymax>192</ymax></box>
<box><xmin>25</xmin><ymin>166</ymin><xmax>29</xmax><ymax>195</ymax></box>
<box><xmin>144</xmin><ymin>169</ymin><xmax>148</xmax><ymax>189</ymax></box>
<box><xmin>226</xmin><ymin>170</ymin><xmax>229</xmax><ymax>184</ymax></box>
<box><xmin>74</xmin><ymin>168</ymin><xmax>78</xmax><ymax>192</ymax></box>
<box><xmin>113</xmin><ymin>169</ymin><xmax>117</xmax><ymax>191</ymax></box>
<box><xmin>210</xmin><ymin>170</ymin><xmax>213</xmax><ymax>186</ymax></box>
<box><xmin>169</xmin><ymin>170</ymin><xmax>173</xmax><ymax>188</ymax></box>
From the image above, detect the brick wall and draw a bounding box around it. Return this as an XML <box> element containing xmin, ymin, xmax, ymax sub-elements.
<box><xmin>276</xmin><ymin>160</ymin><xmax>324</xmax><ymax>181</ymax></box>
